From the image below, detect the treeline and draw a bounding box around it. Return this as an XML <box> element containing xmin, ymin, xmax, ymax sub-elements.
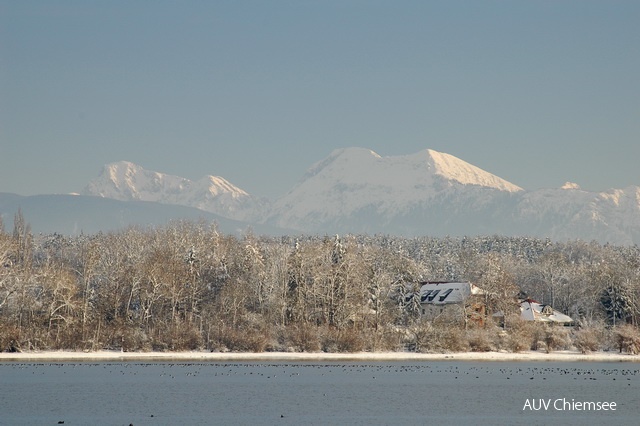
<box><xmin>1</xmin><ymin>214</ymin><xmax>640</xmax><ymax>353</ymax></box>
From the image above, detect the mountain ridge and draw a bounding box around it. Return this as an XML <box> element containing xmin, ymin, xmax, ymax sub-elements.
<box><xmin>3</xmin><ymin>148</ymin><xmax>640</xmax><ymax>244</ymax></box>
<box><xmin>82</xmin><ymin>160</ymin><xmax>266</xmax><ymax>222</ymax></box>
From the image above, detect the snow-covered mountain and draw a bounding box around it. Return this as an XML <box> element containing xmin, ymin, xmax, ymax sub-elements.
<box><xmin>509</xmin><ymin>183</ymin><xmax>640</xmax><ymax>244</ymax></box>
<box><xmin>7</xmin><ymin>148</ymin><xmax>637</xmax><ymax>244</ymax></box>
<box><xmin>265</xmin><ymin>147</ymin><xmax>523</xmax><ymax>232</ymax></box>
<box><xmin>261</xmin><ymin>148</ymin><xmax>640</xmax><ymax>244</ymax></box>
<box><xmin>82</xmin><ymin>161</ymin><xmax>268</xmax><ymax>222</ymax></box>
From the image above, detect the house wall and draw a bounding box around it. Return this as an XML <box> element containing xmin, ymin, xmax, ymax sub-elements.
<box><xmin>420</xmin><ymin>297</ymin><xmax>485</xmax><ymax>326</ymax></box>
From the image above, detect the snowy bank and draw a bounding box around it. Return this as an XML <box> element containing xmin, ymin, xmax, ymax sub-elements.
<box><xmin>1</xmin><ymin>350</ymin><xmax>638</xmax><ymax>362</ymax></box>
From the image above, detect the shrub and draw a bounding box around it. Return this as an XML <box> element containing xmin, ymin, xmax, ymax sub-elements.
<box><xmin>543</xmin><ymin>326</ymin><xmax>571</xmax><ymax>353</ymax></box>
<box><xmin>122</xmin><ymin>325</ymin><xmax>152</xmax><ymax>352</ymax></box>
<box><xmin>573</xmin><ymin>327</ymin><xmax>601</xmax><ymax>354</ymax></box>
<box><xmin>409</xmin><ymin>321</ymin><xmax>432</xmax><ymax>352</ymax></box>
<box><xmin>438</xmin><ymin>326</ymin><xmax>470</xmax><ymax>352</ymax></box>
<box><xmin>96</xmin><ymin>319</ymin><xmax>151</xmax><ymax>352</ymax></box>
<box><xmin>466</xmin><ymin>328</ymin><xmax>496</xmax><ymax>352</ymax></box>
<box><xmin>169</xmin><ymin>322</ymin><xmax>203</xmax><ymax>351</ymax></box>
<box><xmin>410</xmin><ymin>322</ymin><xmax>470</xmax><ymax>353</ymax></box>
<box><xmin>0</xmin><ymin>324</ymin><xmax>22</xmax><ymax>352</ymax></box>
<box><xmin>205</xmin><ymin>319</ymin><xmax>269</xmax><ymax>353</ymax></box>
<box><xmin>321</xmin><ymin>327</ymin><xmax>365</xmax><ymax>353</ymax></box>
<box><xmin>505</xmin><ymin>321</ymin><xmax>571</xmax><ymax>353</ymax></box>
<box><xmin>284</xmin><ymin>323</ymin><xmax>321</xmax><ymax>352</ymax></box>
<box><xmin>503</xmin><ymin>317</ymin><xmax>537</xmax><ymax>352</ymax></box>
<box><xmin>364</xmin><ymin>327</ymin><xmax>403</xmax><ymax>352</ymax></box>
<box><xmin>211</xmin><ymin>325</ymin><xmax>267</xmax><ymax>352</ymax></box>
<box><xmin>613</xmin><ymin>324</ymin><xmax>640</xmax><ymax>354</ymax></box>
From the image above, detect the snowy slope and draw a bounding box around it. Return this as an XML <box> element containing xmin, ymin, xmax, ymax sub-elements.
<box><xmin>582</xmin><ymin>186</ymin><xmax>640</xmax><ymax>244</ymax></box>
<box><xmin>82</xmin><ymin>161</ymin><xmax>267</xmax><ymax>221</ymax></box>
<box><xmin>426</xmin><ymin>149</ymin><xmax>522</xmax><ymax>192</ymax></box>
<box><xmin>266</xmin><ymin>148</ymin><xmax>523</xmax><ymax>231</ymax></box>
<box><xmin>514</xmin><ymin>184</ymin><xmax>640</xmax><ymax>244</ymax></box>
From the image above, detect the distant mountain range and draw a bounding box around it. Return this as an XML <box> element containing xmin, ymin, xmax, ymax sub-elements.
<box><xmin>2</xmin><ymin>148</ymin><xmax>639</xmax><ymax>244</ymax></box>
<box><xmin>82</xmin><ymin>160</ymin><xmax>268</xmax><ymax>222</ymax></box>
<box><xmin>0</xmin><ymin>193</ymin><xmax>283</xmax><ymax>237</ymax></box>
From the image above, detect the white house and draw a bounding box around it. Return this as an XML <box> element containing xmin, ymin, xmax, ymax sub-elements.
<box><xmin>419</xmin><ymin>281</ymin><xmax>486</xmax><ymax>325</ymax></box>
<box><xmin>520</xmin><ymin>299</ymin><xmax>573</xmax><ymax>325</ymax></box>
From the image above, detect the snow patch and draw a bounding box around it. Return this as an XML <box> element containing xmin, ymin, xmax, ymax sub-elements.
<box><xmin>561</xmin><ymin>182</ymin><xmax>581</xmax><ymax>190</ymax></box>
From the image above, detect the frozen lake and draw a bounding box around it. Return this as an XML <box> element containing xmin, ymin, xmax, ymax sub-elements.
<box><xmin>1</xmin><ymin>361</ymin><xmax>638</xmax><ymax>425</ymax></box>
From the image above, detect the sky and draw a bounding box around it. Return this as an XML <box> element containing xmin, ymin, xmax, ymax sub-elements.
<box><xmin>1</xmin><ymin>1</ymin><xmax>639</xmax><ymax>199</ymax></box>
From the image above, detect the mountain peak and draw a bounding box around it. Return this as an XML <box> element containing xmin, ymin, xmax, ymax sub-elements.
<box><xmin>82</xmin><ymin>161</ymin><xmax>259</xmax><ymax>221</ymax></box>
<box><xmin>100</xmin><ymin>161</ymin><xmax>162</xmax><ymax>192</ymax></box>
<box><xmin>269</xmin><ymin>147</ymin><xmax>524</xmax><ymax>230</ymax></box>
<box><xmin>88</xmin><ymin>161</ymin><xmax>250</xmax><ymax>198</ymax></box>
<box><xmin>304</xmin><ymin>147</ymin><xmax>522</xmax><ymax>192</ymax></box>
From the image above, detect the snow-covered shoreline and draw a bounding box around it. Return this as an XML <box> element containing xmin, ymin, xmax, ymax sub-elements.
<box><xmin>1</xmin><ymin>350</ymin><xmax>638</xmax><ymax>362</ymax></box>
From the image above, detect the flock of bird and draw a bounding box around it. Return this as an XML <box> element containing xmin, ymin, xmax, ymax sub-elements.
<box><xmin>5</xmin><ymin>360</ymin><xmax>640</xmax><ymax>381</ymax></box>
<box><xmin>2</xmin><ymin>361</ymin><xmax>639</xmax><ymax>424</ymax></box>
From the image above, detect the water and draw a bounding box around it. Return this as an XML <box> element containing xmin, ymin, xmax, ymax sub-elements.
<box><xmin>1</xmin><ymin>361</ymin><xmax>639</xmax><ymax>425</ymax></box>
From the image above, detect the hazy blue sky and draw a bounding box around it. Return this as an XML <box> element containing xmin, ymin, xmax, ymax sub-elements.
<box><xmin>2</xmin><ymin>1</ymin><xmax>639</xmax><ymax>199</ymax></box>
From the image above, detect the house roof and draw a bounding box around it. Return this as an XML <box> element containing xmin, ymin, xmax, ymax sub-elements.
<box><xmin>520</xmin><ymin>299</ymin><xmax>573</xmax><ymax>324</ymax></box>
<box><xmin>419</xmin><ymin>281</ymin><xmax>484</xmax><ymax>305</ymax></box>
